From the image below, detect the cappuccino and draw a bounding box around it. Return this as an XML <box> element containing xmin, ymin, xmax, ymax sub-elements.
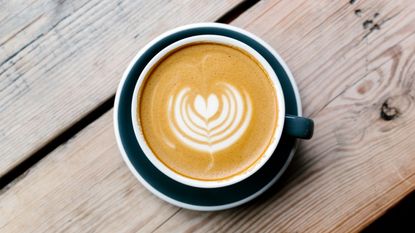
<box><xmin>137</xmin><ymin>42</ymin><xmax>278</xmax><ymax>181</ymax></box>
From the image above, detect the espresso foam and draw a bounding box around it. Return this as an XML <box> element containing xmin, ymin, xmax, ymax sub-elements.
<box><xmin>138</xmin><ymin>43</ymin><xmax>278</xmax><ymax>181</ymax></box>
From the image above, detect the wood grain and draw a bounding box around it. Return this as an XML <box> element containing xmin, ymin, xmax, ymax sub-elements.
<box><xmin>0</xmin><ymin>111</ymin><xmax>181</xmax><ymax>233</ymax></box>
<box><xmin>2</xmin><ymin>0</ymin><xmax>415</xmax><ymax>232</ymax></box>
<box><xmin>232</xmin><ymin>0</ymin><xmax>414</xmax><ymax>117</ymax></box>
<box><xmin>0</xmin><ymin>0</ymin><xmax>243</xmax><ymax>177</ymax></box>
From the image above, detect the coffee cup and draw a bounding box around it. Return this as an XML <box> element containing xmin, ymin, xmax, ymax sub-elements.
<box><xmin>130</xmin><ymin>27</ymin><xmax>313</xmax><ymax>189</ymax></box>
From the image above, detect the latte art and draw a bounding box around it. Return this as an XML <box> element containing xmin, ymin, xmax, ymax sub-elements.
<box><xmin>138</xmin><ymin>42</ymin><xmax>278</xmax><ymax>181</ymax></box>
<box><xmin>168</xmin><ymin>83</ymin><xmax>252</xmax><ymax>153</ymax></box>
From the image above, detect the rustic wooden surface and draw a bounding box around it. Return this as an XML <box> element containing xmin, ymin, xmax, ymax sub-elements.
<box><xmin>2</xmin><ymin>0</ymin><xmax>415</xmax><ymax>232</ymax></box>
<box><xmin>0</xmin><ymin>111</ymin><xmax>181</xmax><ymax>233</ymax></box>
<box><xmin>0</xmin><ymin>0</ymin><xmax>243</xmax><ymax>177</ymax></box>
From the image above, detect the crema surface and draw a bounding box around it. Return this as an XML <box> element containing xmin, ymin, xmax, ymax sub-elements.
<box><xmin>138</xmin><ymin>43</ymin><xmax>278</xmax><ymax>181</ymax></box>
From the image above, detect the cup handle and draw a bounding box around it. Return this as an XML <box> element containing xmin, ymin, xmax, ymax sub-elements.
<box><xmin>283</xmin><ymin>114</ymin><xmax>314</xmax><ymax>139</ymax></box>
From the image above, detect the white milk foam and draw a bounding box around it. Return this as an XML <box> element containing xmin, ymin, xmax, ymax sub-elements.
<box><xmin>168</xmin><ymin>83</ymin><xmax>252</xmax><ymax>153</ymax></box>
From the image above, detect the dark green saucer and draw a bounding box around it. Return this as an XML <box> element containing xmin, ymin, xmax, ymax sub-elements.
<box><xmin>114</xmin><ymin>23</ymin><xmax>301</xmax><ymax>210</ymax></box>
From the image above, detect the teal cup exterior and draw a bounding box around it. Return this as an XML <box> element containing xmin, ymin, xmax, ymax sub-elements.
<box><xmin>130</xmin><ymin>34</ymin><xmax>313</xmax><ymax>188</ymax></box>
<box><xmin>284</xmin><ymin>115</ymin><xmax>314</xmax><ymax>139</ymax></box>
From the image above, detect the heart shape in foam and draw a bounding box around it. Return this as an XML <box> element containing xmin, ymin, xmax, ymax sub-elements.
<box><xmin>194</xmin><ymin>94</ymin><xmax>219</xmax><ymax>120</ymax></box>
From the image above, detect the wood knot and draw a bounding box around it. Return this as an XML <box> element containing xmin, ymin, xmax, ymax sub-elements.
<box><xmin>380</xmin><ymin>99</ymin><xmax>399</xmax><ymax>121</ymax></box>
<box><xmin>357</xmin><ymin>80</ymin><xmax>373</xmax><ymax>95</ymax></box>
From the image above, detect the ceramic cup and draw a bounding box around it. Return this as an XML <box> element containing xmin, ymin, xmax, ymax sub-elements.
<box><xmin>130</xmin><ymin>34</ymin><xmax>314</xmax><ymax>189</ymax></box>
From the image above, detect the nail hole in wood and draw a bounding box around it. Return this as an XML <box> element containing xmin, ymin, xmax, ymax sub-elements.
<box><xmin>371</xmin><ymin>24</ymin><xmax>380</xmax><ymax>31</ymax></box>
<box><xmin>363</xmin><ymin>20</ymin><xmax>373</xmax><ymax>29</ymax></box>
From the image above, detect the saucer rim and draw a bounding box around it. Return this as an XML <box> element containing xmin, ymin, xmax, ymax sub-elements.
<box><xmin>113</xmin><ymin>23</ymin><xmax>302</xmax><ymax>211</ymax></box>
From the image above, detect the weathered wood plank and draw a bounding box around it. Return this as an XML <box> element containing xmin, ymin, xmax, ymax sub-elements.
<box><xmin>2</xmin><ymin>0</ymin><xmax>415</xmax><ymax>232</ymax></box>
<box><xmin>0</xmin><ymin>111</ymin><xmax>181</xmax><ymax>232</ymax></box>
<box><xmin>0</xmin><ymin>0</ymin><xmax>243</xmax><ymax>177</ymax></box>
<box><xmin>233</xmin><ymin>0</ymin><xmax>412</xmax><ymax>116</ymax></box>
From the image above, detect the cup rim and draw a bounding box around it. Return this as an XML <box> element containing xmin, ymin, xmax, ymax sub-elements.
<box><xmin>130</xmin><ymin>34</ymin><xmax>286</xmax><ymax>188</ymax></box>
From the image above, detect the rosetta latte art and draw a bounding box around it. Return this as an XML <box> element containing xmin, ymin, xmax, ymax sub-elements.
<box><xmin>167</xmin><ymin>83</ymin><xmax>252</xmax><ymax>153</ymax></box>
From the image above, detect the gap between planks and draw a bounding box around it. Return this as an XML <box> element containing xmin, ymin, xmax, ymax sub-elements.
<box><xmin>0</xmin><ymin>0</ymin><xmax>260</xmax><ymax>190</ymax></box>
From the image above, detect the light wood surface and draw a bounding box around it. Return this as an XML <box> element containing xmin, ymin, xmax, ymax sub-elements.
<box><xmin>0</xmin><ymin>111</ymin><xmax>180</xmax><ymax>232</ymax></box>
<box><xmin>0</xmin><ymin>111</ymin><xmax>184</xmax><ymax>232</ymax></box>
<box><xmin>0</xmin><ymin>0</ymin><xmax>242</xmax><ymax>177</ymax></box>
<box><xmin>2</xmin><ymin>0</ymin><xmax>415</xmax><ymax>232</ymax></box>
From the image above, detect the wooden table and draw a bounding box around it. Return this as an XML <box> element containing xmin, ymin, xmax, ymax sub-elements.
<box><xmin>1</xmin><ymin>0</ymin><xmax>415</xmax><ymax>232</ymax></box>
